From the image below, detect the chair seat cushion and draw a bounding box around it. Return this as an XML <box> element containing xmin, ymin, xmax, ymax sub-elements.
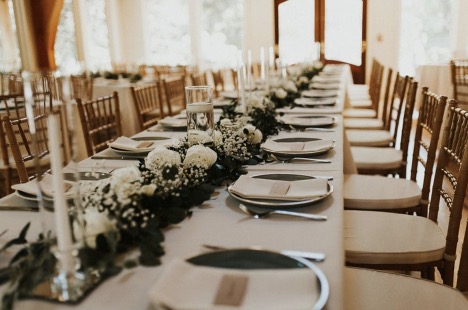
<box><xmin>343</xmin><ymin>109</ymin><xmax>377</xmax><ymax>118</ymax></box>
<box><xmin>344</xmin><ymin>210</ymin><xmax>446</xmax><ymax>264</ymax></box>
<box><xmin>345</xmin><ymin>268</ymin><xmax>468</xmax><ymax>309</ymax></box>
<box><xmin>346</xmin><ymin>129</ymin><xmax>393</xmax><ymax>146</ymax></box>
<box><xmin>349</xmin><ymin>99</ymin><xmax>373</xmax><ymax>108</ymax></box>
<box><xmin>344</xmin><ymin>118</ymin><xmax>384</xmax><ymax>129</ymax></box>
<box><xmin>343</xmin><ymin>174</ymin><xmax>421</xmax><ymax>209</ymax></box>
<box><xmin>351</xmin><ymin>147</ymin><xmax>403</xmax><ymax>170</ymax></box>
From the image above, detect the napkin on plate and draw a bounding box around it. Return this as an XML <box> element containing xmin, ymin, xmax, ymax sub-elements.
<box><xmin>148</xmin><ymin>259</ymin><xmax>317</xmax><ymax>310</ymax></box>
<box><xmin>159</xmin><ymin>117</ymin><xmax>187</xmax><ymax>128</ymax></box>
<box><xmin>281</xmin><ymin>116</ymin><xmax>335</xmax><ymax>127</ymax></box>
<box><xmin>229</xmin><ymin>175</ymin><xmax>328</xmax><ymax>201</ymax></box>
<box><xmin>11</xmin><ymin>174</ymin><xmax>74</xmax><ymax>199</ymax></box>
<box><xmin>261</xmin><ymin>139</ymin><xmax>334</xmax><ymax>153</ymax></box>
<box><xmin>108</xmin><ymin>136</ymin><xmax>156</xmax><ymax>152</ymax></box>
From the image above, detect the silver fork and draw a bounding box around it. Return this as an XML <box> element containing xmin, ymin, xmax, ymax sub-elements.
<box><xmin>238</xmin><ymin>204</ymin><xmax>327</xmax><ymax>221</ymax></box>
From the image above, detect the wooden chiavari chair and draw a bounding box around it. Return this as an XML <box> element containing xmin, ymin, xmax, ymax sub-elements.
<box><xmin>162</xmin><ymin>76</ymin><xmax>186</xmax><ymax>116</ymax></box>
<box><xmin>344</xmin><ymin>87</ymin><xmax>448</xmax><ymax>215</ymax></box>
<box><xmin>131</xmin><ymin>82</ymin><xmax>164</xmax><ymax>131</ymax></box>
<box><xmin>76</xmin><ymin>91</ymin><xmax>122</xmax><ymax>157</ymax></box>
<box><xmin>350</xmin><ymin>79</ymin><xmax>416</xmax><ymax>178</ymax></box>
<box><xmin>2</xmin><ymin>108</ymin><xmax>68</xmax><ymax>184</ymax></box>
<box><xmin>451</xmin><ymin>59</ymin><xmax>468</xmax><ymax>107</ymax></box>
<box><xmin>190</xmin><ymin>72</ymin><xmax>208</xmax><ymax>86</ymax></box>
<box><xmin>347</xmin><ymin>59</ymin><xmax>384</xmax><ymax>110</ymax></box>
<box><xmin>343</xmin><ymin>67</ymin><xmax>393</xmax><ymax>120</ymax></box>
<box><xmin>344</xmin><ymin>102</ymin><xmax>468</xmax><ymax>284</ymax></box>
<box><xmin>344</xmin><ymin>72</ymin><xmax>408</xmax><ymax>130</ymax></box>
<box><xmin>211</xmin><ymin>70</ymin><xmax>225</xmax><ymax>98</ymax></box>
<box><xmin>70</xmin><ymin>74</ymin><xmax>93</xmax><ymax>101</ymax></box>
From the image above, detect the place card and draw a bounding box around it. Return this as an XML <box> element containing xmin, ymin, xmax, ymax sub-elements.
<box><xmin>135</xmin><ymin>141</ymin><xmax>154</xmax><ymax>148</ymax></box>
<box><xmin>213</xmin><ymin>274</ymin><xmax>248</xmax><ymax>307</ymax></box>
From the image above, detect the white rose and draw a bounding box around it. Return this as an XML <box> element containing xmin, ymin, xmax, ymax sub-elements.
<box><xmin>240</xmin><ymin>125</ymin><xmax>263</xmax><ymax>144</ymax></box>
<box><xmin>246</xmin><ymin>97</ymin><xmax>264</xmax><ymax>110</ymax></box>
<box><xmin>250</xmin><ymin>129</ymin><xmax>263</xmax><ymax>144</ymax></box>
<box><xmin>298</xmin><ymin>76</ymin><xmax>309</xmax><ymax>84</ymax></box>
<box><xmin>188</xmin><ymin>130</ymin><xmax>212</xmax><ymax>145</ymax></box>
<box><xmin>146</xmin><ymin>145</ymin><xmax>181</xmax><ymax>170</ymax></box>
<box><xmin>183</xmin><ymin>145</ymin><xmax>217</xmax><ymax>169</ymax></box>
<box><xmin>284</xmin><ymin>80</ymin><xmax>298</xmax><ymax>92</ymax></box>
<box><xmin>220</xmin><ymin>118</ymin><xmax>233</xmax><ymax>127</ymax></box>
<box><xmin>140</xmin><ymin>184</ymin><xmax>157</xmax><ymax>196</ymax></box>
<box><xmin>237</xmin><ymin>116</ymin><xmax>253</xmax><ymax>126</ymax></box>
<box><xmin>74</xmin><ymin>208</ymin><xmax>117</xmax><ymax>248</ymax></box>
<box><xmin>275</xmin><ymin>88</ymin><xmax>287</xmax><ymax>99</ymax></box>
<box><xmin>111</xmin><ymin>166</ymin><xmax>141</xmax><ymax>188</ymax></box>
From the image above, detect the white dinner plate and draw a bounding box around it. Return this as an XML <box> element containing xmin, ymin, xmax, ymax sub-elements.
<box><xmin>227</xmin><ymin>174</ymin><xmax>333</xmax><ymax>208</ymax></box>
<box><xmin>262</xmin><ymin>137</ymin><xmax>335</xmax><ymax>157</ymax></box>
<box><xmin>302</xmin><ymin>90</ymin><xmax>338</xmax><ymax>98</ymax></box>
<box><xmin>310</xmin><ymin>83</ymin><xmax>341</xmax><ymax>90</ymax></box>
<box><xmin>281</xmin><ymin>115</ymin><xmax>337</xmax><ymax>128</ymax></box>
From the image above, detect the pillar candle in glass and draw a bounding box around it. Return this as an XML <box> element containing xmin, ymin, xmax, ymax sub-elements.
<box><xmin>185</xmin><ymin>86</ymin><xmax>215</xmax><ymax>146</ymax></box>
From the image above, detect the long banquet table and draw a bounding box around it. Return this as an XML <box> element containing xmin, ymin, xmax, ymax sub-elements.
<box><xmin>0</xmin><ymin>64</ymin><xmax>353</xmax><ymax>309</ymax></box>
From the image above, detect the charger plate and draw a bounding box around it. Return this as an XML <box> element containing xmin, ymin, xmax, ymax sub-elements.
<box><xmin>187</xmin><ymin>249</ymin><xmax>329</xmax><ymax>310</ymax></box>
<box><xmin>227</xmin><ymin>174</ymin><xmax>333</xmax><ymax>208</ymax></box>
<box><xmin>262</xmin><ymin>137</ymin><xmax>335</xmax><ymax>157</ymax></box>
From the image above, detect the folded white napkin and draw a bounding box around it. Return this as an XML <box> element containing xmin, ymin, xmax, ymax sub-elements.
<box><xmin>229</xmin><ymin>175</ymin><xmax>328</xmax><ymax>201</ymax></box>
<box><xmin>294</xmin><ymin>98</ymin><xmax>336</xmax><ymax>106</ymax></box>
<box><xmin>262</xmin><ymin>139</ymin><xmax>334</xmax><ymax>153</ymax></box>
<box><xmin>310</xmin><ymin>82</ymin><xmax>340</xmax><ymax>90</ymax></box>
<box><xmin>159</xmin><ymin>117</ymin><xmax>187</xmax><ymax>127</ymax></box>
<box><xmin>12</xmin><ymin>174</ymin><xmax>74</xmax><ymax>198</ymax></box>
<box><xmin>311</xmin><ymin>76</ymin><xmax>341</xmax><ymax>83</ymax></box>
<box><xmin>302</xmin><ymin>90</ymin><xmax>338</xmax><ymax>98</ymax></box>
<box><xmin>108</xmin><ymin>136</ymin><xmax>156</xmax><ymax>152</ymax></box>
<box><xmin>281</xmin><ymin>116</ymin><xmax>335</xmax><ymax>127</ymax></box>
<box><xmin>148</xmin><ymin>259</ymin><xmax>317</xmax><ymax>310</ymax></box>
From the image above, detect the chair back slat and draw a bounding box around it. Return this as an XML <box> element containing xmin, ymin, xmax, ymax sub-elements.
<box><xmin>428</xmin><ymin>103</ymin><xmax>468</xmax><ymax>285</ymax></box>
<box><xmin>410</xmin><ymin>87</ymin><xmax>448</xmax><ymax>216</ymax></box>
<box><xmin>76</xmin><ymin>91</ymin><xmax>121</xmax><ymax>157</ymax></box>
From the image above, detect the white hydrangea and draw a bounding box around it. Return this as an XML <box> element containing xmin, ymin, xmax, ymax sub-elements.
<box><xmin>183</xmin><ymin>144</ymin><xmax>218</xmax><ymax>169</ymax></box>
<box><xmin>146</xmin><ymin>145</ymin><xmax>182</xmax><ymax>171</ymax></box>
<box><xmin>110</xmin><ymin>166</ymin><xmax>143</xmax><ymax>205</ymax></box>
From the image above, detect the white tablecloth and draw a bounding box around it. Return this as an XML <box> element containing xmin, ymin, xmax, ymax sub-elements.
<box><xmin>0</xmin><ymin>64</ymin><xmax>352</xmax><ymax>310</ymax></box>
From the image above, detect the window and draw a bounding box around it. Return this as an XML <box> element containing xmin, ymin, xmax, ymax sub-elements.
<box><xmin>0</xmin><ymin>0</ymin><xmax>21</xmax><ymax>71</ymax></box>
<box><xmin>144</xmin><ymin>0</ymin><xmax>191</xmax><ymax>65</ymax></box>
<box><xmin>54</xmin><ymin>0</ymin><xmax>79</xmax><ymax>72</ymax></box>
<box><xmin>85</xmin><ymin>0</ymin><xmax>112</xmax><ymax>71</ymax></box>
<box><xmin>143</xmin><ymin>0</ymin><xmax>243</xmax><ymax>67</ymax></box>
<box><xmin>200</xmin><ymin>0</ymin><xmax>243</xmax><ymax>68</ymax></box>
<box><xmin>399</xmin><ymin>0</ymin><xmax>454</xmax><ymax>76</ymax></box>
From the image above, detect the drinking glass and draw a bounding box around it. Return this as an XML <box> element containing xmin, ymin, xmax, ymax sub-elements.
<box><xmin>185</xmin><ymin>86</ymin><xmax>215</xmax><ymax>146</ymax></box>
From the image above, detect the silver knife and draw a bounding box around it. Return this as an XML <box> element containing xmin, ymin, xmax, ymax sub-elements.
<box><xmin>202</xmin><ymin>244</ymin><xmax>326</xmax><ymax>262</ymax></box>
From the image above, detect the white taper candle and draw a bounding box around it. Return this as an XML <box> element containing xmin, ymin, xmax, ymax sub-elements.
<box><xmin>48</xmin><ymin>113</ymin><xmax>74</xmax><ymax>272</ymax></box>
